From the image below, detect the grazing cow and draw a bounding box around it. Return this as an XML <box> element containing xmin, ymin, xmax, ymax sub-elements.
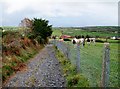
<box><xmin>72</xmin><ymin>39</ymin><xmax>76</xmax><ymax>44</ymax></box>
<box><xmin>72</xmin><ymin>38</ymin><xmax>78</xmax><ymax>44</ymax></box>
<box><xmin>71</xmin><ymin>38</ymin><xmax>78</xmax><ymax>48</ymax></box>
<box><xmin>78</xmin><ymin>38</ymin><xmax>85</xmax><ymax>47</ymax></box>
<box><xmin>86</xmin><ymin>38</ymin><xmax>96</xmax><ymax>45</ymax></box>
<box><xmin>90</xmin><ymin>38</ymin><xmax>96</xmax><ymax>44</ymax></box>
<box><xmin>52</xmin><ymin>36</ymin><xmax>57</xmax><ymax>39</ymax></box>
<box><xmin>86</xmin><ymin>38</ymin><xmax>90</xmax><ymax>45</ymax></box>
<box><xmin>59</xmin><ymin>38</ymin><xmax>64</xmax><ymax>42</ymax></box>
<box><xmin>72</xmin><ymin>38</ymin><xmax>85</xmax><ymax>47</ymax></box>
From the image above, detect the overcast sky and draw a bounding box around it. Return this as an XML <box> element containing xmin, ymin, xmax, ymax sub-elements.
<box><xmin>0</xmin><ymin>0</ymin><xmax>119</xmax><ymax>27</ymax></box>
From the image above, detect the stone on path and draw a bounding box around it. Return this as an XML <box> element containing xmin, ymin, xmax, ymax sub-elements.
<box><xmin>4</xmin><ymin>44</ymin><xmax>66</xmax><ymax>87</ymax></box>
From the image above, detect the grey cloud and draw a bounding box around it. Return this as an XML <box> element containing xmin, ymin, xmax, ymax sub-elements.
<box><xmin>1</xmin><ymin>0</ymin><xmax>118</xmax><ymax>26</ymax></box>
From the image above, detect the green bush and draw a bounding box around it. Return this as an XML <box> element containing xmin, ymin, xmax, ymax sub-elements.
<box><xmin>68</xmin><ymin>65</ymin><xmax>77</xmax><ymax>75</ymax></box>
<box><xmin>2</xmin><ymin>65</ymin><xmax>14</xmax><ymax>81</ymax></box>
<box><xmin>36</xmin><ymin>36</ymin><xmax>45</xmax><ymax>44</ymax></box>
<box><xmin>27</xmin><ymin>33</ymin><xmax>35</xmax><ymax>39</ymax></box>
<box><xmin>32</xmin><ymin>18</ymin><xmax>52</xmax><ymax>44</ymax></box>
<box><xmin>64</xmin><ymin>39</ymin><xmax>71</xmax><ymax>41</ymax></box>
<box><xmin>67</xmin><ymin>74</ymin><xmax>89</xmax><ymax>87</ymax></box>
<box><xmin>95</xmin><ymin>39</ymin><xmax>104</xmax><ymax>43</ymax></box>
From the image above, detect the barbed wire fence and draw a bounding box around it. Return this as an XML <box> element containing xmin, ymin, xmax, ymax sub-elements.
<box><xmin>51</xmin><ymin>39</ymin><xmax>111</xmax><ymax>87</ymax></box>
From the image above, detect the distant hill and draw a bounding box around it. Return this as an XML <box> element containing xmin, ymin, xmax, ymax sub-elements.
<box><xmin>2</xmin><ymin>26</ymin><xmax>19</xmax><ymax>31</ymax></box>
<box><xmin>80</xmin><ymin>26</ymin><xmax>119</xmax><ymax>32</ymax></box>
<box><xmin>53</xmin><ymin>26</ymin><xmax>119</xmax><ymax>33</ymax></box>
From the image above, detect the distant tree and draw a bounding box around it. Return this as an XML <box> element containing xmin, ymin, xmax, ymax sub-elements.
<box><xmin>81</xmin><ymin>35</ymin><xmax>84</xmax><ymax>38</ymax></box>
<box><xmin>95</xmin><ymin>35</ymin><xmax>99</xmax><ymax>38</ymax></box>
<box><xmin>61</xmin><ymin>30</ymin><xmax>63</xmax><ymax>35</ymax></box>
<box><xmin>75</xmin><ymin>35</ymin><xmax>78</xmax><ymax>39</ymax></box>
<box><xmin>0</xmin><ymin>27</ymin><xmax>3</xmax><ymax>30</ymax></box>
<box><xmin>78</xmin><ymin>35</ymin><xmax>81</xmax><ymax>39</ymax></box>
<box><xmin>19</xmin><ymin>18</ymin><xmax>32</xmax><ymax>29</ymax></box>
<box><xmin>86</xmin><ymin>35</ymin><xmax>90</xmax><ymax>38</ymax></box>
<box><xmin>19</xmin><ymin>18</ymin><xmax>33</xmax><ymax>37</ymax></box>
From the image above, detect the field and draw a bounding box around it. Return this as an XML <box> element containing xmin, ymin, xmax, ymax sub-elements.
<box><xmin>66</xmin><ymin>42</ymin><xmax>118</xmax><ymax>87</ymax></box>
<box><xmin>52</xmin><ymin>27</ymin><xmax>118</xmax><ymax>38</ymax></box>
<box><xmin>52</xmin><ymin>27</ymin><xmax>119</xmax><ymax>87</ymax></box>
<box><xmin>52</xmin><ymin>29</ymin><xmax>62</xmax><ymax>37</ymax></box>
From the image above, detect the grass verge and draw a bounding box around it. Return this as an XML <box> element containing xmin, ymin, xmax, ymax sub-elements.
<box><xmin>54</xmin><ymin>46</ymin><xmax>89</xmax><ymax>87</ymax></box>
<box><xmin>2</xmin><ymin>44</ymin><xmax>44</xmax><ymax>83</ymax></box>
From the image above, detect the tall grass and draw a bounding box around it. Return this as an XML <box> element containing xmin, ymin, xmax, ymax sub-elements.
<box><xmin>2</xmin><ymin>29</ymin><xmax>44</xmax><ymax>83</ymax></box>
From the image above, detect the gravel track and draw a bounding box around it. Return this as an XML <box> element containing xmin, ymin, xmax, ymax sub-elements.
<box><xmin>4</xmin><ymin>44</ymin><xmax>66</xmax><ymax>87</ymax></box>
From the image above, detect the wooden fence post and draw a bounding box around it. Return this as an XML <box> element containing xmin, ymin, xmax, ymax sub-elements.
<box><xmin>101</xmin><ymin>43</ymin><xmax>110</xmax><ymax>87</ymax></box>
<box><xmin>67</xmin><ymin>43</ymin><xmax>71</xmax><ymax>60</ymax></box>
<box><xmin>76</xmin><ymin>42</ymin><xmax>80</xmax><ymax>73</ymax></box>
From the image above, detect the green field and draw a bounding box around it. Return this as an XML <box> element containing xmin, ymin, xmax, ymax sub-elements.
<box><xmin>64</xmin><ymin>30</ymin><xmax>117</xmax><ymax>37</ymax></box>
<box><xmin>2</xmin><ymin>26</ymin><xmax>20</xmax><ymax>31</ymax></box>
<box><xmin>64</xmin><ymin>42</ymin><xmax>119</xmax><ymax>87</ymax></box>
<box><xmin>54</xmin><ymin>39</ymin><xmax>119</xmax><ymax>87</ymax></box>
<box><xmin>52</xmin><ymin>27</ymin><xmax>119</xmax><ymax>87</ymax></box>
<box><xmin>52</xmin><ymin>29</ymin><xmax>62</xmax><ymax>37</ymax></box>
<box><xmin>52</xmin><ymin>27</ymin><xmax>118</xmax><ymax>38</ymax></box>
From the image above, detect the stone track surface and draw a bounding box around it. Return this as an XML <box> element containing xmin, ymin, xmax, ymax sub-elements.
<box><xmin>4</xmin><ymin>45</ymin><xmax>66</xmax><ymax>87</ymax></box>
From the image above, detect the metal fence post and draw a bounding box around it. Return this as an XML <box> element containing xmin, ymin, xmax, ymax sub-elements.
<box><xmin>76</xmin><ymin>42</ymin><xmax>80</xmax><ymax>73</ymax></box>
<box><xmin>101</xmin><ymin>43</ymin><xmax>110</xmax><ymax>87</ymax></box>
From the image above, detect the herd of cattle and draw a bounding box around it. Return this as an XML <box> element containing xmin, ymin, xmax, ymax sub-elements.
<box><xmin>72</xmin><ymin>37</ymin><xmax>96</xmax><ymax>46</ymax></box>
<box><xmin>51</xmin><ymin>35</ymin><xmax>96</xmax><ymax>46</ymax></box>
